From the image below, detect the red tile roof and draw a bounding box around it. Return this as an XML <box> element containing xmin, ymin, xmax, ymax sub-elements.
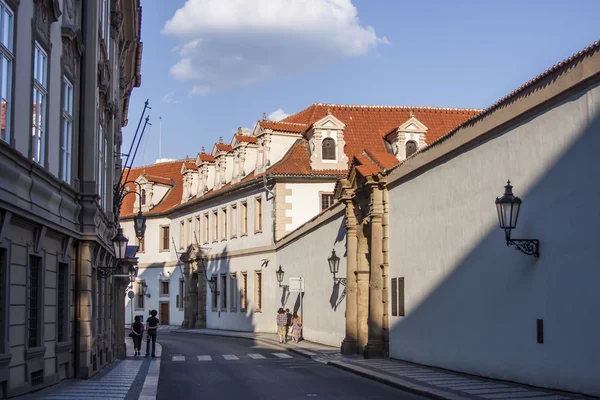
<box><xmin>268</xmin><ymin>140</ymin><xmax>347</xmax><ymax>177</ymax></box>
<box><xmin>259</xmin><ymin>120</ymin><xmax>308</xmax><ymax>133</ymax></box>
<box><xmin>197</xmin><ymin>152</ymin><xmax>215</xmax><ymax>162</ymax></box>
<box><xmin>144</xmin><ymin>174</ymin><xmax>174</xmax><ymax>185</ymax></box>
<box><xmin>234</xmin><ymin>134</ymin><xmax>258</xmax><ymax>143</ymax></box>
<box><xmin>215</xmin><ymin>143</ymin><xmax>233</xmax><ymax>152</ymax></box>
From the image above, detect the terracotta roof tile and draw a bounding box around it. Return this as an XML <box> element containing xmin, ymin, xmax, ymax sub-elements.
<box><xmin>364</xmin><ymin>150</ymin><xmax>399</xmax><ymax>170</ymax></box>
<box><xmin>144</xmin><ymin>174</ymin><xmax>173</xmax><ymax>185</ymax></box>
<box><xmin>259</xmin><ymin>120</ymin><xmax>308</xmax><ymax>133</ymax></box>
<box><xmin>267</xmin><ymin>140</ymin><xmax>346</xmax><ymax>177</ymax></box>
<box><xmin>197</xmin><ymin>152</ymin><xmax>215</xmax><ymax>162</ymax></box>
<box><xmin>215</xmin><ymin>143</ymin><xmax>233</xmax><ymax>152</ymax></box>
<box><xmin>234</xmin><ymin>134</ymin><xmax>258</xmax><ymax>143</ymax></box>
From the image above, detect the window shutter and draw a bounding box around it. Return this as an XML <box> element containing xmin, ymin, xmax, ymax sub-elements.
<box><xmin>391</xmin><ymin>278</ymin><xmax>398</xmax><ymax>316</ymax></box>
<box><xmin>398</xmin><ymin>277</ymin><xmax>405</xmax><ymax>316</ymax></box>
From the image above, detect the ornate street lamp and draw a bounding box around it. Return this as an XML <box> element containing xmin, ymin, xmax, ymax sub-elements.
<box><xmin>112</xmin><ymin>226</ymin><xmax>129</xmax><ymax>261</ymax></box>
<box><xmin>495</xmin><ymin>180</ymin><xmax>540</xmax><ymax>258</ymax></box>
<box><xmin>327</xmin><ymin>249</ymin><xmax>346</xmax><ymax>286</ymax></box>
<box><xmin>133</xmin><ymin>210</ymin><xmax>146</xmax><ymax>240</ymax></box>
<box><xmin>208</xmin><ymin>276</ymin><xmax>217</xmax><ymax>293</ymax></box>
<box><xmin>275</xmin><ymin>265</ymin><xmax>288</xmax><ymax>289</ymax></box>
<box><xmin>141</xmin><ymin>281</ymin><xmax>151</xmax><ymax>298</ymax></box>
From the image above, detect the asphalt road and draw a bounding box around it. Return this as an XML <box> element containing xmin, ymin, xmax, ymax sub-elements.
<box><xmin>157</xmin><ymin>332</ymin><xmax>428</xmax><ymax>400</ymax></box>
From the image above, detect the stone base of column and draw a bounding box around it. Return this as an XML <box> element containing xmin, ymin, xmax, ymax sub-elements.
<box><xmin>341</xmin><ymin>339</ymin><xmax>358</xmax><ymax>355</ymax></box>
<box><xmin>181</xmin><ymin>320</ymin><xmax>191</xmax><ymax>329</ymax></box>
<box><xmin>363</xmin><ymin>342</ymin><xmax>386</xmax><ymax>359</ymax></box>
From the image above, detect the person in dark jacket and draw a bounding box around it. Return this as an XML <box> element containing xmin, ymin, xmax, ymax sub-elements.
<box><xmin>130</xmin><ymin>316</ymin><xmax>144</xmax><ymax>356</ymax></box>
<box><xmin>145</xmin><ymin>309</ymin><xmax>160</xmax><ymax>358</ymax></box>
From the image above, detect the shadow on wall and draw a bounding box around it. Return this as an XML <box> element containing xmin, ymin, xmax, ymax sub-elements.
<box><xmin>204</xmin><ymin>244</ymin><xmax>256</xmax><ymax>332</ymax></box>
<box><xmin>330</xmin><ymin>216</ymin><xmax>348</xmax><ymax>310</ymax></box>
<box><xmin>389</xmin><ymin>98</ymin><xmax>600</xmax><ymax>396</ymax></box>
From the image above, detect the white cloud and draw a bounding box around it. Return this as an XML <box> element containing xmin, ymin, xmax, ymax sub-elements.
<box><xmin>268</xmin><ymin>108</ymin><xmax>290</xmax><ymax>121</ymax></box>
<box><xmin>162</xmin><ymin>0</ymin><xmax>388</xmax><ymax>95</ymax></box>
<box><xmin>162</xmin><ymin>92</ymin><xmax>181</xmax><ymax>104</ymax></box>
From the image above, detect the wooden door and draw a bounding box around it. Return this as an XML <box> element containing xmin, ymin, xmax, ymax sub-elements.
<box><xmin>160</xmin><ymin>302</ymin><xmax>169</xmax><ymax>325</ymax></box>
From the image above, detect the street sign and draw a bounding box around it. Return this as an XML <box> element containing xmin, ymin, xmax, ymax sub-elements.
<box><xmin>289</xmin><ymin>277</ymin><xmax>304</xmax><ymax>292</ymax></box>
<box><xmin>127</xmin><ymin>290</ymin><xmax>135</xmax><ymax>299</ymax></box>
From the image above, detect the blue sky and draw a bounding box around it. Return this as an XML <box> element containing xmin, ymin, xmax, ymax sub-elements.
<box><xmin>123</xmin><ymin>0</ymin><xmax>600</xmax><ymax>167</ymax></box>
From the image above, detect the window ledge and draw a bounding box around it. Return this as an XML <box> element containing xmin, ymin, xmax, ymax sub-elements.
<box><xmin>25</xmin><ymin>346</ymin><xmax>46</xmax><ymax>360</ymax></box>
<box><xmin>230</xmin><ymin>235</ymin><xmax>237</xmax><ymax>239</ymax></box>
<box><xmin>55</xmin><ymin>342</ymin><xmax>72</xmax><ymax>353</ymax></box>
<box><xmin>134</xmin><ymin>308</ymin><xmax>145</xmax><ymax>311</ymax></box>
<box><xmin>254</xmin><ymin>230</ymin><xmax>262</xmax><ymax>234</ymax></box>
<box><xmin>240</xmin><ymin>232</ymin><xmax>248</xmax><ymax>237</ymax></box>
<box><xmin>0</xmin><ymin>352</ymin><xmax>11</xmax><ymax>367</ymax></box>
<box><xmin>159</xmin><ymin>294</ymin><xmax>169</xmax><ymax>297</ymax></box>
<box><xmin>221</xmin><ymin>238</ymin><xmax>227</xmax><ymax>242</ymax></box>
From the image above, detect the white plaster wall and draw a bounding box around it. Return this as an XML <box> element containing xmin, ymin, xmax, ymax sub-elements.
<box><xmin>207</xmin><ymin>164</ymin><xmax>216</xmax><ymax>191</ymax></box>
<box><xmin>387</xmin><ymin>83</ymin><xmax>600</xmax><ymax>396</ymax></box>
<box><xmin>269</xmin><ymin>135</ymin><xmax>298</xmax><ymax>167</ymax></box>
<box><xmin>276</xmin><ymin>210</ymin><xmax>347</xmax><ymax>347</ymax></box>
<box><xmin>225</xmin><ymin>154</ymin><xmax>233</xmax><ymax>183</ymax></box>
<box><xmin>285</xmin><ymin>182</ymin><xmax>336</xmax><ymax>232</ymax></box>
<box><xmin>122</xmin><ymin>216</ymin><xmax>174</xmax><ymax>265</ymax></box>
<box><xmin>124</xmin><ymin>264</ymin><xmax>185</xmax><ymax>326</ymax></box>
<box><xmin>244</xmin><ymin>147</ymin><xmax>258</xmax><ymax>176</ymax></box>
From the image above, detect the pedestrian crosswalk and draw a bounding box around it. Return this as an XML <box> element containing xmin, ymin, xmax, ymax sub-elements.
<box><xmin>172</xmin><ymin>352</ymin><xmax>297</xmax><ymax>362</ymax></box>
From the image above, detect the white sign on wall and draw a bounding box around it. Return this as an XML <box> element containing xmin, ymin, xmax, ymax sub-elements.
<box><xmin>289</xmin><ymin>277</ymin><xmax>304</xmax><ymax>292</ymax></box>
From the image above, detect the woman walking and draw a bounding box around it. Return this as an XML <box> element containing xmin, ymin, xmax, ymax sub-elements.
<box><xmin>290</xmin><ymin>312</ymin><xmax>302</xmax><ymax>343</ymax></box>
<box><xmin>130</xmin><ymin>315</ymin><xmax>144</xmax><ymax>356</ymax></box>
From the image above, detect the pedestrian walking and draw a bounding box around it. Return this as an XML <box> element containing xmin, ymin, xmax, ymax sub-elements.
<box><xmin>130</xmin><ymin>315</ymin><xmax>144</xmax><ymax>356</ymax></box>
<box><xmin>276</xmin><ymin>308</ymin><xmax>288</xmax><ymax>344</ymax></box>
<box><xmin>291</xmin><ymin>312</ymin><xmax>302</xmax><ymax>343</ymax></box>
<box><xmin>285</xmin><ymin>308</ymin><xmax>292</xmax><ymax>336</ymax></box>
<box><xmin>145</xmin><ymin>309</ymin><xmax>160</xmax><ymax>358</ymax></box>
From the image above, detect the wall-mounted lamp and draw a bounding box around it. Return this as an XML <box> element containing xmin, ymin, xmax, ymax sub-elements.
<box><xmin>141</xmin><ymin>281</ymin><xmax>151</xmax><ymax>298</ymax></box>
<box><xmin>207</xmin><ymin>276</ymin><xmax>218</xmax><ymax>295</ymax></box>
<box><xmin>327</xmin><ymin>249</ymin><xmax>346</xmax><ymax>286</ymax></box>
<box><xmin>275</xmin><ymin>265</ymin><xmax>289</xmax><ymax>289</ymax></box>
<box><xmin>495</xmin><ymin>180</ymin><xmax>540</xmax><ymax>258</ymax></box>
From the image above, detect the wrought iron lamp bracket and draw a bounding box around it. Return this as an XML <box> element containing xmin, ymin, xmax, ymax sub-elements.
<box><xmin>505</xmin><ymin>230</ymin><xmax>540</xmax><ymax>258</ymax></box>
<box><xmin>335</xmin><ymin>278</ymin><xmax>347</xmax><ymax>286</ymax></box>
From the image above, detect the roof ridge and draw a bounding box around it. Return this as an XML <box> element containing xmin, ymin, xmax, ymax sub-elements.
<box><xmin>127</xmin><ymin>158</ymin><xmax>190</xmax><ymax>170</ymax></box>
<box><xmin>314</xmin><ymin>103</ymin><xmax>483</xmax><ymax>112</ymax></box>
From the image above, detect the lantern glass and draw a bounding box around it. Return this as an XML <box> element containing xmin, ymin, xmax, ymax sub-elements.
<box><xmin>112</xmin><ymin>227</ymin><xmax>129</xmax><ymax>260</ymax></box>
<box><xmin>208</xmin><ymin>277</ymin><xmax>216</xmax><ymax>292</ymax></box>
<box><xmin>134</xmin><ymin>211</ymin><xmax>147</xmax><ymax>240</ymax></box>
<box><xmin>276</xmin><ymin>266</ymin><xmax>284</xmax><ymax>284</ymax></box>
<box><xmin>495</xmin><ymin>181</ymin><xmax>522</xmax><ymax>230</ymax></box>
<box><xmin>328</xmin><ymin>249</ymin><xmax>340</xmax><ymax>275</ymax></box>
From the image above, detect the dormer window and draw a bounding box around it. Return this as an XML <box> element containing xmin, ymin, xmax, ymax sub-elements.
<box><xmin>405</xmin><ymin>141</ymin><xmax>417</xmax><ymax>158</ymax></box>
<box><xmin>141</xmin><ymin>189</ymin><xmax>146</xmax><ymax>206</ymax></box>
<box><xmin>322</xmin><ymin>138</ymin><xmax>336</xmax><ymax>160</ymax></box>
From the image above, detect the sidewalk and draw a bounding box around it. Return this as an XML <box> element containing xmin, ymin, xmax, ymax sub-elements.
<box><xmin>173</xmin><ymin>328</ymin><xmax>592</xmax><ymax>400</ymax></box>
<box><xmin>15</xmin><ymin>337</ymin><xmax>162</xmax><ymax>400</ymax></box>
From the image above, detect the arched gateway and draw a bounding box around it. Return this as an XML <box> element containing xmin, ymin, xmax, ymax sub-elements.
<box><xmin>180</xmin><ymin>244</ymin><xmax>208</xmax><ymax>329</ymax></box>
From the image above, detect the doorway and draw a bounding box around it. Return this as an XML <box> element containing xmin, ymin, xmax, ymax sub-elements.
<box><xmin>160</xmin><ymin>302</ymin><xmax>170</xmax><ymax>325</ymax></box>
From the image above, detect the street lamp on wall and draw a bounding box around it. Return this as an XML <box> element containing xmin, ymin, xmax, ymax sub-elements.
<box><xmin>327</xmin><ymin>249</ymin><xmax>346</xmax><ymax>286</ymax></box>
<box><xmin>208</xmin><ymin>276</ymin><xmax>217</xmax><ymax>294</ymax></box>
<box><xmin>495</xmin><ymin>181</ymin><xmax>540</xmax><ymax>258</ymax></box>
<box><xmin>141</xmin><ymin>281</ymin><xmax>151</xmax><ymax>298</ymax></box>
<box><xmin>275</xmin><ymin>265</ymin><xmax>289</xmax><ymax>289</ymax></box>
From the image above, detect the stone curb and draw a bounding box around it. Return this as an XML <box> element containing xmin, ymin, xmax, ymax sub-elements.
<box><xmin>137</xmin><ymin>342</ymin><xmax>162</xmax><ymax>400</ymax></box>
<box><xmin>170</xmin><ymin>330</ymin><xmax>453</xmax><ymax>399</ymax></box>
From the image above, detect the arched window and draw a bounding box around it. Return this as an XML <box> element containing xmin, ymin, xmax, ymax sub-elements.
<box><xmin>405</xmin><ymin>141</ymin><xmax>417</xmax><ymax>158</ymax></box>
<box><xmin>322</xmin><ymin>137</ymin><xmax>336</xmax><ymax>160</ymax></box>
<box><xmin>141</xmin><ymin>189</ymin><xmax>146</xmax><ymax>206</ymax></box>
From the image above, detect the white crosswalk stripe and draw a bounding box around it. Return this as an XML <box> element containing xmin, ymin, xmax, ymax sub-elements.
<box><xmin>248</xmin><ymin>353</ymin><xmax>266</xmax><ymax>359</ymax></box>
<box><xmin>172</xmin><ymin>355</ymin><xmax>185</xmax><ymax>361</ymax></box>
<box><xmin>197</xmin><ymin>355</ymin><xmax>212</xmax><ymax>361</ymax></box>
<box><xmin>273</xmin><ymin>353</ymin><xmax>293</xmax><ymax>359</ymax></box>
<box><xmin>222</xmin><ymin>354</ymin><xmax>239</xmax><ymax>360</ymax></box>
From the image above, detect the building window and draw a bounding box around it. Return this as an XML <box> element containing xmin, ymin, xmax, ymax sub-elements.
<box><xmin>240</xmin><ymin>272</ymin><xmax>247</xmax><ymax>312</ymax></box>
<box><xmin>179</xmin><ymin>220</ymin><xmax>185</xmax><ymax>249</ymax></box>
<box><xmin>141</xmin><ymin>189</ymin><xmax>146</xmax><ymax>205</ymax></box>
<box><xmin>195</xmin><ymin>215</ymin><xmax>201</xmax><ymax>244</ymax></box>
<box><xmin>203</xmin><ymin>213</ymin><xmax>209</xmax><ymax>244</ymax></box>
<box><xmin>254</xmin><ymin>271</ymin><xmax>262</xmax><ymax>312</ymax></box>
<box><xmin>391</xmin><ymin>277</ymin><xmax>405</xmax><ymax>317</ymax></box>
<box><xmin>321</xmin><ymin>193</ymin><xmax>334</xmax><ymax>211</ymax></box>
<box><xmin>212</xmin><ymin>210</ymin><xmax>218</xmax><ymax>242</ymax></box>
<box><xmin>0</xmin><ymin>248</ymin><xmax>7</xmax><ymax>353</ymax></box>
<box><xmin>0</xmin><ymin>2</ymin><xmax>14</xmax><ymax>144</ymax></box>
<box><xmin>322</xmin><ymin>137</ymin><xmax>336</xmax><ymax>160</ymax></box>
<box><xmin>136</xmin><ymin>237</ymin><xmax>145</xmax><ymax>253</ymax></box>
<box><xmin>61</xmin><ymin>77</ymin><xmax>74</xmax><ymax>183</ymax></box>
<box><xmin>230</xmin><ymin>273</ymin><xmax>237</xmax><ymax>312</ymax></box>
<box><xmin>220</xmin><ymin>274</ymin><xmax>227</xmax><ymax>311</ymax></box>
<box><xmin>230</xmin><ymin>204</ymin><xmax>237</xmax><ymax>238</ymax></box>
<box><xmin>254</xmin><ymin>197</ymin><xmax>262</xmax><ymax>232</ymax></box>
<box><xmin>98</xmin><ymin>276</ymin><xmax>104</xmax><ymax>334</ymax></box>
<box><xmin>241</xmin><ymin>201</ymin><xmax>248</xmax><ymax>235</ymax></box>
<box><xmin>405</xmin><ymin>141</ymin><xmax>417</xmax><ymax>158</ymax></box>
<box><xmin>221</xmin><ymin>208</ymin><xmax>227</xmax><ymax>240</ymax></box>
<box><xmin>211</xmin><ymin>279</ymin><xmax>218</xmax><ymax>311</ymax></box>
<box><xmin>135</xmin><ymin>281</ymin><xmax>145</xmax><ymax>309</ymax></box>
<box><xmin>97</xmin><ymin>126</ymin><xmax>104</xmax><ymax>206</ymax></box>
<box><xmin>160</xmin><ymin>281</ymin><xmax>169</xmax><ymax>297</ymax></box>
<box><xmin>32</xmin><ymin>43</ymin><xmax>48</xmax><ymax>165</ymax></box>
<box><xmin>57</xmin><ymin>262</ymin><xmax>68</xmax><ymax>342</ymax></box>
<box><xmin>187</xmin><ymin>218</ymin><xmax>192</xmax><ymax>246</ymax></box>
<box><xmin>160</xmin><ymin>225</ymin><xmax>170</xmax><ymax>251</ymax></box>
<box><xmin>177</xmin><ymin>279</ymin><xmax>184</xmax><ymax>310</ymax></box>
<box><xmin>28</xmin><ymin>255</ymin><xmax>42</xmax><ymax>348</ymax></box>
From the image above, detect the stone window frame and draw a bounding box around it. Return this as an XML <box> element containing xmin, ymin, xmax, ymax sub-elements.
<box><xmin>59</xmin><ymin>76</ymin><xmax>74</xmax><ymax>183</ymax></box>
<box><xmin>321</xmin><ymin>137</ymin><xmax>337</xmax><ymax>161</ymax></box>
<box><xmin>220</xmin><ymin>207</ymin><xmax>227</xmax><ymax>241</ymax></box>
<box><xmin>177</xmin><ymin>278</ymin><xmax>184</xmax><ymax>310</ymax></box>
<box><xmin>390</xmin><ymin>277</ymin><xmax>405</xmax><ymax>317</ymax></box>
<box><xmin>25</xmin><ymin>238</ymin><xmax>46</xmax><ymax>369</ymax></box>
<box><xmin>186</xmin><ymin>217</ymin><xmax>192</xmax><ymax>247</ymax></box>
<box><xmin>202</xmin><ymin>212</ymin><xmax>209</xmax><ymax>244</ymax></box>
<box><xmin>30</xmin><ymin>41</ymin><xmax>49</xmax><ymax>167</ymax></box>
<box><xmin>55</xmin><ymin>259</ymin><xmax>70</xmax><ymax>345</ymax></box>
<box><xmin>220</xmin><ymin>273</ymin><xmax>227</xmax><ymax>312</ymax></box>
<box><xmin>159</xmin><ymin>279</ymin><xmax>169</xmax><ymax>297</ymax></box>
<box><xmin>179</xmin><ymin>220</ymin><xmax>185</xmax><ymax>250</ymax></box>
<box><xmin>240</xmin><ymin>271</ymin><xmax>248</xmax><ymax>312</ymax></box>
<box><xmin>212</xmin><ymin>210</ymin><xmax>218</xmax><ymax>243</ymax></box>
<box><xmin>254</xmin><ymin>196</ymin><xmax>263</xmax><ymax>234</ymax></box>
<box><xmin>159</xmin><ymin>225</ymin><xmax>170</xmax><ymax>252</ymax></box>
<box><xmin>194</xmin><ymin>215</ymin><xmax>201</xmax><ymax>245</ymax></box>
<box><xmin>254</xmin><ymin>270</ymin><xmax>262</xmax><ymax>313</ymax></box>
<box><xmin>229</xmin><ymin>273</ymin><xmax>237</xmax><ymax>312</ymax></box>
<box><xmin>135</xmin><ymin>280</ymin><xmax>145</xmax><ymax>311</ymax></box>
<box><xmin>0</xmin><ymin>0</ymin><xmax>17</xmax><ymax>148</ymax></box>
<box><xmin>229</xmin><ymin>203</ymin><xmax>237</xmax><ymax>239</ymax></box>
<box><xmin>240</xmin><ymin>201</ymin><xmax>248</xmax><ymax>236</ymax></box>
<box><xmin>405</xmin><ymin>140</ymin><xmax>418</xmax><ymax>158</ymax></box>
<box><xmin>319</xmin><ymin>191</ymin><xmax>335</xmax><ymax>212</ymax></box>
<box><xmin>211</xmin><ymin>275</ymin><xmax>218</xmax><ymax>312</ymax></box>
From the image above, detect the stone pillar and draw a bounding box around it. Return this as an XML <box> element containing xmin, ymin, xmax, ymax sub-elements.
<box><xmin>262</xmin><ymin>133</ymin><xmax>271</xmax><ymax>168</ymax></box>
<box><xmin>182</xmin><ymin>259</ymin><xmax>198</xmax><ymax>328</ymax></box>
<box><xmin>364</xmin><ymin>183</ymin><xmax>385</xmax><ymax>359</ymax></box>
<box><xmin>341</xmin><ymin>193</ymin><xmax>359</xmax><ymax>354</ymax></box>
<box><xmin>77</xmin><ymin>241</ymin><xmax>94</xmax><ymax>378</ymax></box>
<box><xmin>356</xmin><ymin>223</ymin><xmax>370</xmax><ymax>352</ymax></box>
<box><xmin>195</xmin><ymin>267</ymin><xmax>206</xmax><ymax>328</ymax></box>
<box><xmin>381</xmin><ymin>187</ymin><xmax>390</xmax><ymax>356</ymax></box>
<box><xmin>114</xmin><ymin>275</ymin><xmax>128</xmax><ymax>359</ymax></box>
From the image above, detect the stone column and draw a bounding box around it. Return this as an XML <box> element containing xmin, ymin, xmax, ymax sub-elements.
<box><xmin>182</xmin><ymin>259</ymin><xmax>196</xmax><ymax>328</ymax></box>
<box><xmin>195</xmin><ymin>267</ymin><xmax>206</xmax><ymax>328</ymax></box>
<box><xmin>114</xmin><ymin>274</ymin><xmax>128</xmax><ymax>359</ymax></box>
<box><xmin>356</xmin><ymin>221</ymin><xmax>370</xmax><ymax>352</ymax></box>
<box><xmin>76</xmin><ymin>241</ymin><xmax>94</xmax><ymax>378</ymax></box>
<box><xmin>341</xmin><ymin>191</ymin><xmax>359</xmax><ymax>354</ymax></box>
<box><xmin>364</xmin><ymin>182</ymin><xmax>385</xmax><ymax>359</ymax></box>
<box><xmin>381</xmin><ymin>187</ymin><xmax>390</xmax><ymax>356</ymax></box>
